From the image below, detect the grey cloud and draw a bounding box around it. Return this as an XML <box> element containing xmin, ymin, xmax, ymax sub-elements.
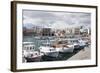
<box><xmin>23</xmin><ymin>10</ymin><xmax>91</xmax><ymax>28</ymax></box>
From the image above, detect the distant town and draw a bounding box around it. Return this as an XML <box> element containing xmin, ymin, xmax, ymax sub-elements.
<box><xmin>23</xmin><ymin>25</ymin><xmax>91</xmax><ymax>38</ymax></box>
<box><xmin>23</xmin><ymin>24</ymin><xmax>91</xmax><ymax>48</ymax></box>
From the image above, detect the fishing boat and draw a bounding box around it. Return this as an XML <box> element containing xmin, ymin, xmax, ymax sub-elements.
<box><xmin>39</xmin><ymin>42</ymin><xmax>59</xmax><ymax>58</ymax></box>
<box><xmin>78</xmin><ymin>39</ymin><xmax>88</xmax><ymax>49</ymax></box>
<box><xmin>52</xmin><ymin>39</ymin><xmax>74</xmax><ymax>53</ymax></box>
<box><xmin>66</xmin><ymin>38</ymin><xmax>87</xmax><ymax>50</ymax></box>
<box><xmin>22</xmin><ymin>42</ymin><xmax>43</xmax><ymax>62</ymax></box>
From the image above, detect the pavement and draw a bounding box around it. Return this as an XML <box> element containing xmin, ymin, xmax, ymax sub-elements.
<box><xmin>68</xmin><ymin>46</ymin><xmax>91</xmax><ymax>60</ymax></box>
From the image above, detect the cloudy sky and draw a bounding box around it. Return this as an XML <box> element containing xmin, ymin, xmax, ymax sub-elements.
<box><xmin>23</xmin><ymin>10</ymin><xmax>91</xmax><ymax>29</ymax></box>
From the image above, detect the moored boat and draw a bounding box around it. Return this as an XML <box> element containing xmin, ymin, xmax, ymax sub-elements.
<box><xmin>22</xmin><ymin>42</ymin><xmax>43</xmax><ymax>62</ymax></box>
<box><xmin>39</xmin><ymin>42</ymin><xmax>59</xmax><ymax>58</ymax></box>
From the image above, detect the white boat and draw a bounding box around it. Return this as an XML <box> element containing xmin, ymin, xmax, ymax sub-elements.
<box><xmin>34</xmin><ymin>36</ymin><xmax>41</xmax><ymax>40</ymax></box>
<box><xmin>53</xmin><ymin>40</ymin><xmax>74</xmax><ymax>53</ymax></box>
<box><xmin>66</xmin><ymin>38</ymin><xmax>87</xmax><ymax>50</ymax></box>
<box><xmin>22</xmin><ymin>42</ymin><xmax>43</xmax><ymax>62</ymax></box>
<box><xmin>39</xmin><ymin>42</ymin><xmax>59</xmax><ymax>57</ymax></box>
<box><xmin>78</xmin><ymin>39</ymin><xmax>88</xmax><ymax>49</ymax></box>
<box><xmin>60</xmin><ymin>45</ymin><xmax>74</xmax><ymax>53</ymax></box>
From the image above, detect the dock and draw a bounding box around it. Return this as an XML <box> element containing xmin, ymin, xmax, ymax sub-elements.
<box><xmin>68</xmin><ymin>46</ymin><xmax>91</xmax><ymax>60</ymax></box>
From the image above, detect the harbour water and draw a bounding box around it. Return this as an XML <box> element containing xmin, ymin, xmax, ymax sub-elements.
<box><xmin>23</xmin><ymin>35</ymin><xmax>90</xmax><ymax>62</ymax></box>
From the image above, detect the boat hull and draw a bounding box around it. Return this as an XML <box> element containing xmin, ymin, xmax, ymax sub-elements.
<box><xmin>25</xmin><ymin>56</ymin><xmax>42</xmax><ymax>62</ymax></box>
<box><xmin>45</xmin><ymin>52</ymin><xmax>59</xmax><ymax>58</ymax></box>
<box><xmin>59</xmin><ymin>47</ymin><xmax>74</xmax><ymax>53</ymax></box>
